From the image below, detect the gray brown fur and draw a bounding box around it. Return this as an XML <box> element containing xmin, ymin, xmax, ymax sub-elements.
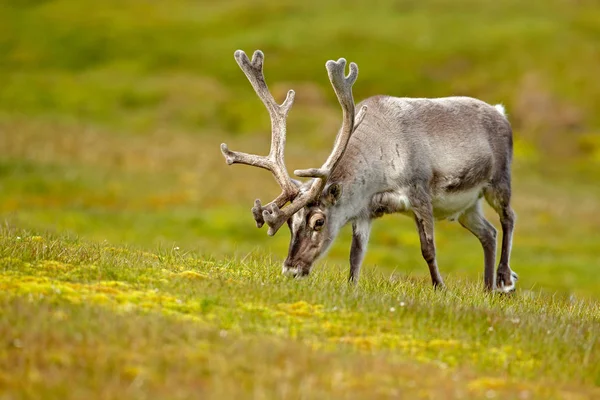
<box><xmin>221</xmin><ymin>50</ymin><xmax>518</xmax><ymax>292</ymax></box>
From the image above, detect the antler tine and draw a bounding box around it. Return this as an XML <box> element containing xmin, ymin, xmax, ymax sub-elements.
<box><xmin>233</xmin><ymin>50</ymin><xmax>295</xmax><ymax>117</ymax></box>
<box><xmin>261</xmin><ymin>57</ymin><xmax>368</xmax><ymax>236</ymax></box>
<box><xmin>221</xmin><ymin>50</ymin><xmax>300</xmax><ymax>230</ymax></box>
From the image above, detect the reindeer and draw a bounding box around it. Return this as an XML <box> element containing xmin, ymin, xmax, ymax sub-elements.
<box><xmin>220</xmin><ymin>49</ymin><xmax>518</xmax><ymax>292</ymax></box>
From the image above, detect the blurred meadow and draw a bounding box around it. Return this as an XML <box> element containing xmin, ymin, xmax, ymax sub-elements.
<box><xmin>1</xmin><ymin>0</ymin><xmax>600</xmax><ymax>398</ymax></box>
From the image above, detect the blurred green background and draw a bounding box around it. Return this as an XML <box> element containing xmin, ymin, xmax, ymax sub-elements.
<box><xmin>1</xmin><ymin>0</ymin><xmax>599</xmax><ymax>297</ymax></box>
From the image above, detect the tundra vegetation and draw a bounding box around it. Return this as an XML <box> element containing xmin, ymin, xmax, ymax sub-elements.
<box><xmin>0</xmin><ymin>1</ymin><xmax>599</xmax><ymax>399</ymax></box>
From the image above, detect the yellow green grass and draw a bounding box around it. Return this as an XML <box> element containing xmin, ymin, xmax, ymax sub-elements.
<box><xmin>1</xmin><ymin>232</ymin><xmax>599</xmax><ymax>398</ymax></box>
<box><xmin>1</xmin><ymin>0</ymin><xmax>600</xmax><ymax>398</ymax></box>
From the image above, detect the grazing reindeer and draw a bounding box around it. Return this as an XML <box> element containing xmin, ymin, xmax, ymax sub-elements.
<box><xmin>221</xmin><ymin>49</ymin><xmax>518</xmax><ymax>292</ymax></box>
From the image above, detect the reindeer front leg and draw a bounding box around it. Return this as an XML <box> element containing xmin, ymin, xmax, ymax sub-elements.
<box><xmin>411</xmin><ymin>187</ymin><xmax>445</xmax><ymax>289</ymax></box>
<box><xmin>349</xmin><ymin>218</ymin><xmax>372</xmax><ymax>282</ymax></box>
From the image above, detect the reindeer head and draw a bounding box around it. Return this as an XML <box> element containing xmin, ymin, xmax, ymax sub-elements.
<box><xmin>281</xmin><ymin>181</ymin><xmax>345</xmax><ymax>277</ymax></box>
<box><xmin>221</xmin><ymin>49</ymin><xmax>366</xmax><ymax>277</ymax></box>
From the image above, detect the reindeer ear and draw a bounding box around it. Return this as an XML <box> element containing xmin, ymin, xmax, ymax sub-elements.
<box><xmin>321</xmin><ymin>183</ymin><xmax>342</xmax><ymax>206</ymax></box>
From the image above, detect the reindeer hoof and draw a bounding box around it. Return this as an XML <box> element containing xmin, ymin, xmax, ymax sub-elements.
<box><xmin>495</xmin><ymin>270</ymin><xmax>518</xmax><ymax>293</ymax></box>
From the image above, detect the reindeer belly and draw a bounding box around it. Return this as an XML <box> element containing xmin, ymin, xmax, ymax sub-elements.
<box><xmin>370</xmin><ymin>185</ymin><xmax>484</xmax><ymax>221</ymax></box>
<box><xmin>428</xmin><ymin>153</ymin><xmax>493</xmax><ymax>220</ymax></box>
<box><xmin>431</xmin><ymin>185</ymin><xmax>484</xmax><ymax>220</ymax></box>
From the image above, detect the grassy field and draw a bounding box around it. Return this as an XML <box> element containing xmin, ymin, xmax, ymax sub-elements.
<box><xmin>1</xmin><ymin>231</ymin><xmax>599</xmax><ymax>398</ymax></box>
<box><xmin>1</xmin><ymin>0</ymin><xmax>600</xmax><ymax>398</ymax></box>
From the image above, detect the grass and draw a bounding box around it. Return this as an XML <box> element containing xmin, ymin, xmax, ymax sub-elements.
<box><xmin>1</xmin><ymin>0</ymin><xmax>600</xmax><ymax>147</ymax></box>
<box><xmin>1</xmin><ymin>0</ymin><xmax>600</xmax><ymax>398</ymax></box>
<box><xmin>1</xmin><ymin>231</ymin><xmax>599</xmax><ymax>399</ymax></box>
<box><xmin>1</xmin><ymin>124</ymin><xmax>599</xmax><ymax>299</ymax></box>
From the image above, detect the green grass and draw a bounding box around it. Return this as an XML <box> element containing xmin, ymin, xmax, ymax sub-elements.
<box><xmin>1</xmin><ymin>0</ymin><xmax>600</xmax><ymax>398</ymax></box>
<box><xmin>1</xmin><ymin>231</ymin><xmax>599</xmax><ymax>399</ymax></box>
<box><xmin>1</xmin><ymin>0</ymin><xmax>600</xmax><ymax>147</ymax></box>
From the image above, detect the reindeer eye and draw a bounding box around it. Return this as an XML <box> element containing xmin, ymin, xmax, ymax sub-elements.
<box><xmin>309</xmin><ymin>214</ymin><xmax>326</xmax><ymax>231</ymax></box>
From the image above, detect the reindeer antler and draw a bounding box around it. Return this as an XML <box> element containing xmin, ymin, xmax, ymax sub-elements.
<box><xmin>221</xmin><ymin>51</ymin><xmax>366</xmax><ymax>236</ymax></box>
<box><xmin>220</xmin><ymin>50</ymin><xmax>299</xmax><ymax>232</ymax></box>
<box><xmin>260</xmin><ymin>58</ymin><xmax>367</xmax><ymax>234</ymax></box>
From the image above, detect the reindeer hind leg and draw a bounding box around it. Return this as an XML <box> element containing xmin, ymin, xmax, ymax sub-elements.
<box><xmin>484</xmin><ymin>182</ymin><xmax>518</xmax><ymax>293</ymax></box>
<box><xmin>458</xmin><ymin>200</ymin><xmax>497</xmax><ymax>290</ymax></box>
